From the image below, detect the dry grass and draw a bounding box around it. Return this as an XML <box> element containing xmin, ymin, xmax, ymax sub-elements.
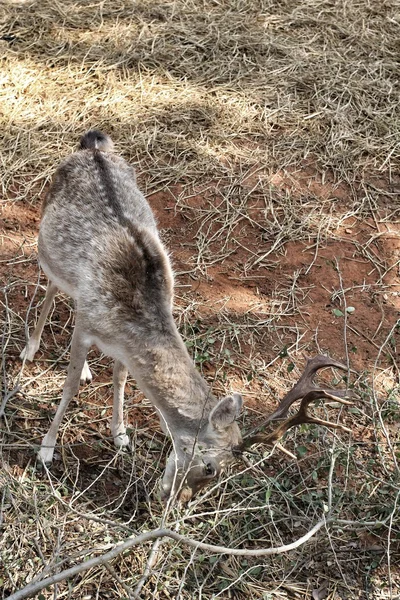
<box><xmin>1</xmin><ymin>0</ymin><xmax>400</xmax><ymax>598</ymax></box>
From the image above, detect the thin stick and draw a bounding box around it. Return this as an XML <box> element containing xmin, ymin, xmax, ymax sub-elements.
<box><xmin>132</xmin><ymin>537</ymin><xmax>164</xmax><ymax>599</ymax></box>
<box><xmin>6</xmin><ymin>519</ymin><xmax>329</xmax><ymax>600</ymax></box>
<box><xmin>103</xmin><ymin>562</ymin><xmax>135</xmax><ymax>599</ymax></box>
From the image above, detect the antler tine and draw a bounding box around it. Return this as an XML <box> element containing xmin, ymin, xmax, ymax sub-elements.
<box><xmin>243</xmin><ymin>355</ymin><xmax>353</xmax><ymax>444</ymax></box>
<box><xmin>236</xmin><ymin>354</ymin><xmax>356</xmax><ymax>454</ymax></box>
<box><xmin>239</xmin><ymin>389</ymin><xmax>352</xmax><ymax>453</ymax></box>
<box><xmin>267</xmin><ymin>390</ymin><xmax>353</xmax><ymax>443</ymax></box>
<box><xmin>268</xmin><ymin>355</ymin><xmax>350</xmax><ymax>421</ymax></box>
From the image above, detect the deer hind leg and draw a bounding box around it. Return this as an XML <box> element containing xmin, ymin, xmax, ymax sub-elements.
<box><xmin>39</xmin><ymin>322</ymin><xmax>90</xmax><ymax>464</ymax></box>
<box><xmin>111</xmin><ymin>360</ymin><xmax>130</xmax><ymax>448</ymax></box>
<box><xmin>20</xmin><ymin>281</ymin><xmax>92</xmax><ymax>384</ymax></box>
<box><xmin>20</xmin><ymin>281</ymin><xmax>58</xmax><ymax>362</ymax></box>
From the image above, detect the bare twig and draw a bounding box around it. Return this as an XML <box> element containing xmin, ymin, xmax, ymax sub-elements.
<box><xmin>6</xmin><ymin>519</ymin><xmax>330</xmax><ymax>600</ymax></box>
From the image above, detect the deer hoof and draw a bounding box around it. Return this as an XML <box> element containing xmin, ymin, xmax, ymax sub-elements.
<box><xmin>39</xmin><ymin>442</ymin><xmax>55</xmax><ymax>465</ymax></box>
<box><xmin>114</xmin><ymin>433</ymin><xmax>130</xmax><ymax>449</ymax></box>
<box><xmin>20</xmin><ymin>339</ymin><xmax>40</xmax><ymax>362</ymax></box>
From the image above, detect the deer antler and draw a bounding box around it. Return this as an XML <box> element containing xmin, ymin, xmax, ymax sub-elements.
<box><xmin>237</xmin><ymin>355</ymin><xmax>355</xmax><ymax>456</ymax></box>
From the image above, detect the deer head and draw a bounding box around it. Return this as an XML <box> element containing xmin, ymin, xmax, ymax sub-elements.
<box><xmin>161</xmin><ymin>393</ymin><xmax>243</xmax><ymax>503</ymax></box>
<box><xmin>164</xmin><ymin>355</ymin><xmax>354</xmax><ymax>503</ymax></box>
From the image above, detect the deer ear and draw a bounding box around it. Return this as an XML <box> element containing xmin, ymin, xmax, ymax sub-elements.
<box><xmin>209</xmin><ymin>393</ymin><xmax>243</xmax><ymax>430</ymax></box>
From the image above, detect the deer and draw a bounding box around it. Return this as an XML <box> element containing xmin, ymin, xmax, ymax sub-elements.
<box><xmin>20</xmin><ymin>130</ymin><xmax>354</xmax><ymax>503</ymax></box>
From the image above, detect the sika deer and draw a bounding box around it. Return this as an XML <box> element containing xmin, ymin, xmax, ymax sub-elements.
<box><xmin>21</xmin><ymin>131</ymin><xmax>353</xmax><ymax>502</ymax></box>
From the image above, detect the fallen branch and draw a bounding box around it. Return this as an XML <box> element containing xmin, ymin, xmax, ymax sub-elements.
<box><xmin>6</xmin><ymin>519</ymin><xmax>329</xmax><ymax>600</ymax></box>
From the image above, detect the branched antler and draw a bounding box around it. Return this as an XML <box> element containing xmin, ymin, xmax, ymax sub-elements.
<box><xmin>237</xmin><ymin>355</ymin><xmax>355</xmax><ymax>456</ymax></box>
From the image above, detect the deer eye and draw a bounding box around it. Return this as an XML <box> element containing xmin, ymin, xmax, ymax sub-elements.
<box><xmin>204</xmin><ymin>462</ymin><xmax>216</xmax><ymax>477</ymax></box>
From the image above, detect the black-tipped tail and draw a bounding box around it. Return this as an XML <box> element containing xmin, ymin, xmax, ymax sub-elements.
<box><xmin>79</xmin><ymin>130</ymin><xmax>114</xmax><ymax>152</ymax></box>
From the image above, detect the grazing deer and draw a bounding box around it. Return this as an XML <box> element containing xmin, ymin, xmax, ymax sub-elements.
<box><xmin>20</xmin><ymin>131</ymin><xmax>353</xmax><ymax>502</ymax></box>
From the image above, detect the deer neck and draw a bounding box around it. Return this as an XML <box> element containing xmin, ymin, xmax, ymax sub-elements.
<box><xmin>125</xmin><ymin>323</ymin><xmax>216</xmax><ymax>435</ymax></box>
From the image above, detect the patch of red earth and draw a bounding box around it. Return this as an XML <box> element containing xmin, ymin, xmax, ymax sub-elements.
<box><xmin>2</xmin><ymin>168</ymin><xmax>399</xmax><ymax>463</ymax></box>
<box><xmin>149</xmin><ymin>182</ymin><xmax>399</xmax><ymax>366</ymax></box>
<box><xmin>145</xmin><ymin>173</ymin><xmax>400</xmax><ymax>451</ymax></box>
<box><xmin>2</xmin><ymin>199</ymin><xmax>39</xmax><ymax>239</ymax></box>
<box><xmin>1</xmin><ymin>200</ymin><xmax>42</xmax><ymax>333</ymax></box>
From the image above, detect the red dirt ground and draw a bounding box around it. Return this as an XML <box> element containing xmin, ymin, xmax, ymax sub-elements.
<box><xmin>2</xmin><ymin>167</ymin><xmax>399</xmax><ymax>434</ymax></box>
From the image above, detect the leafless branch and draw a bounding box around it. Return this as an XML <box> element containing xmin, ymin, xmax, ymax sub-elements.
<box><xmin>6</xmin><ymin>519</ymin><xmax>329</xmax><ymax>600</ymax></box>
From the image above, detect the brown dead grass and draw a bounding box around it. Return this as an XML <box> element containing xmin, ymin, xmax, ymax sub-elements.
<box><xmin>1</xmin><ymin>1</ymin><xmax>399</xmax><ymax>599</ymax></box>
